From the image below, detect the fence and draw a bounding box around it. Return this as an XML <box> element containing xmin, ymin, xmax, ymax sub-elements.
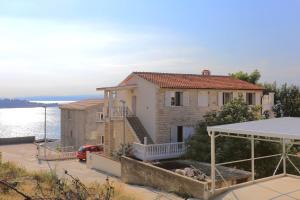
<box><xmin>133</xmin><ymin>142</ymin><xmax>186</xmax><ymax>161</ymax></box>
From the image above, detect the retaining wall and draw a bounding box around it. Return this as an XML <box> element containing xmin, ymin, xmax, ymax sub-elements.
<box><xmin>121</xmin><ymin>156</ymin><xmax>210</xmax><ymax>199</ymax></box>
<box><xmin>87</xmin><ymin>152</ymin><xmax>121</xmax><ymax>177</ymax></box>
<box><xmin>0</xmin><ymin>136</ymin><xmax>35</xmax><ymax>145</ymax></box>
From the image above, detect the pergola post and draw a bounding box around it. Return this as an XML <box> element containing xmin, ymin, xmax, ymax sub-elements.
<box><xmin>283</xmin><ymin>138</ymin><xmax>286</xmax><ymax>175</ymax></box>
<box><xmin>251</xmin><ymin>135</ymin><xmax>255</xmax><ymax>181</ymax></box>
<box><xmin>210</xmin><ymin>131</ymin><xmax>216</xmax><ymax>194</ymax></box>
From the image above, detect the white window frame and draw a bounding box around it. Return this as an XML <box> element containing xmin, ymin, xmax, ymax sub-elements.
<box><xmin>96</xmin><ymin>112</ymin><xmax>104</xmax><ymax>122</ymax></box>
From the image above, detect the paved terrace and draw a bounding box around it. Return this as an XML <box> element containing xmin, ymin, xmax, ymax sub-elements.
<box><xmin>216</xmin><ymin>176</ymin><xmax>300</xmax><ymax>200</ymax></box>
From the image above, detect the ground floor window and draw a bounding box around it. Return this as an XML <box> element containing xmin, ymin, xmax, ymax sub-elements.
<box><xmin>100</xmin><ymin>136</ymin><xmax>104</xmax><ymax>144</ymax></box>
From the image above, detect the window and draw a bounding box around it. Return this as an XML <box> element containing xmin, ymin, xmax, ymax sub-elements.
<box><xmin>198</xmin><ymin>91</ymin><xmax>209</xmax><ymax>107</ymax></box>
<box><xmin>166</xmin><ymin>91</ymin><xmax>188</xmax><ymax>106</ymax></box>
<box><xmin>101</xmin><ymin>136</ymin><xmax>104</xmax><ymax>144</ymax></box>
<box><xmin>96</xmin><ymin>112</ymin><xmax>104</xmax><ymax>122</ymax></box>
<box><xmin>171</xmin><ymin>92</ymin><xmax>183</xmax><ymax>106</ymax></box>
<box><xmin>223</xmin><ymin>92</ymin><xmax>233</xmax><ymax>105</ymax></box>
<box><xmin>111</xmin><ymin>91</ymin><xmax>117</xmax><ymax>99</ymax></box>
<box><xmin>70</xmin><ymin>130</ymin><xmax>73</xmax><ymax>138</ymax></box>
<box><xmin>246</xmin><ymin>93</ymin><xmax>255</xmax><ymax>105</ymax></box>
<box><xmin>67</xmin><ymin>110</ymin><xmax>72</xmax><ymax>120</ymax></box>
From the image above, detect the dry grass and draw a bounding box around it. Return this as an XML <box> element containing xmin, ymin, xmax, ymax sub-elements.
<box><xmin>0</xmin><ymin>161</ymin><xmax>137</xmax><ymax>200</ymax></box>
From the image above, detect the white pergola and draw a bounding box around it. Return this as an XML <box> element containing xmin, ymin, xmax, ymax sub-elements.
<box><xmin>207</xmin><ymin>117</ymin><xmax>300</xmax><ymax>195</ymax></box>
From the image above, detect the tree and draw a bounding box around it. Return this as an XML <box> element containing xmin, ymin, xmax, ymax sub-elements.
<box><xmin>186</xmin><ymin>97</ymin><xmax>281</xmax><ymax>178</ymax></box>
<box><xmin>274</xmin><ymin>83</ymin><xmax>300</xmax><ymax>117</ymax></box>
<box><xmin>230</xmin><ymin>69</ymin><xmax>261</xmax><ymax>84</ymax></box>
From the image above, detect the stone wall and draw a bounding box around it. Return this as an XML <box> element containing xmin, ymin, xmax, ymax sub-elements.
<box><xmin>121</xmin><ymin>156</ymin><xmax>210</xmax><ymax>199</ymax></box>
<box><xmin>155</xmin><ymin>89</ymin><xmax>219</xmax><ymax>143</ymax></box>
<box><xmin>155</xmin><ymin>89</ymin><xmax>263</xmax><ymax>143</ymax></box>
<box><xmin>104</xmin><ymin>119</ymin><xmax>139</xmax><ymax>155</ymax></box>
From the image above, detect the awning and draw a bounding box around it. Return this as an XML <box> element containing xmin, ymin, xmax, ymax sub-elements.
<box><xmin>207</xmin><ymin>117</ymin><xmax>300</xmax><ymax>140</ymax></box>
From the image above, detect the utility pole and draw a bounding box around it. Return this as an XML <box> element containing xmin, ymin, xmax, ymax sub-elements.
<box><xmin>120</xmin><ymin>100</ymin><xmax>126</xmax><ymax>155</ymax></box>
<box><xmin>43</xmin><ymin>106</ymin><xmax>47</xmax><ymax>159</ymax></box>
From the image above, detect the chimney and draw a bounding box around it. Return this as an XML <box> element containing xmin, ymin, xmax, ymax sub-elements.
<box><xmin>202</xmin><ymin>69</ymin><xmax>211</xmax><ymax>76</ymax></box>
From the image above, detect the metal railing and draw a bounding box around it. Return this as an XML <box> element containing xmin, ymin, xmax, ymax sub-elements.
<box><xmin>110</xmin><ymin>106</ymin><xmax>134</xmax><ymax>119</ymax></box>
<box><xmin>133</xmin><ymin>142</ymin><xmax>186</xmax><ymax>161</ymax></box>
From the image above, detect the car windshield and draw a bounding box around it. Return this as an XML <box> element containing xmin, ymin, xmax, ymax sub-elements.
<box><xmin>78</xmin><ymin>146</ymin><xmax>85</xmax><ymax>152</ymax></box>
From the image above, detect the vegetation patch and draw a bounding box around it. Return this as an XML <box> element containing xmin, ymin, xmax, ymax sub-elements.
<box><xmin>0</xmin><ymin>161</ymin><xmax>136</xmax><ymax>200</ymax></box>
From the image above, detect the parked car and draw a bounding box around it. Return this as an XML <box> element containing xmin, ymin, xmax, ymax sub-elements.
<box><xmin>76</xmin><ymin>145</ymin><xmax>103</xmax><ymax>161</ymax></box>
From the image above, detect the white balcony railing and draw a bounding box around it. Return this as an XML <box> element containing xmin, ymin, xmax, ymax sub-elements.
<box><xmin>132</xmin><ymin>142</ymin><xmax>186</xmax><ymax>161</ymax></box>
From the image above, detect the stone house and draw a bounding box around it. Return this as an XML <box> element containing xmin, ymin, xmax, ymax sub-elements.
<box><xmin>60</xmin><ymin>99</ymin><xmax>105</xmax><ymax>150</ymax></box>
<box><xmin>97</xmin><ymin>70</ymin><xmax>274</xmax><ymax>157</ymax></box>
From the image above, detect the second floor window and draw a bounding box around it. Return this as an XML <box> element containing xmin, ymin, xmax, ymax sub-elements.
<box><xmin>96</xmin><ymin>112</ymin><xmax>104</xmax><ymax>121</ymax></box>
<box><xmin>223</xmin><ymin>92</ymin><xmax>233</xmax><ymax>105</ymax></box>
<box><xmin>171</xmin><ymin>92</ymin><xmax>183</xmax><ymax>106</ymax></box>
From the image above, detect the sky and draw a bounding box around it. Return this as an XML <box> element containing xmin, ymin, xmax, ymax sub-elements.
<box><xmin>0</xmin><ymin>0</ymin><xmax>300</xmax><ymax>97</ymax></box>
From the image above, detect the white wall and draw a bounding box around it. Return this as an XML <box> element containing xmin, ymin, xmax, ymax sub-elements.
<box><xmin>86</xmin><ymin>152</ymin><xmax>121</xmax><ymax>177</ymax></box>
<box><xmin>135</xmin><ymin>76</ymin><xmax>157</xmax><ymax>142</ymax></box>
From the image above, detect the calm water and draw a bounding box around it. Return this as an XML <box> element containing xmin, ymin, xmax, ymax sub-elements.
<box><xmin>0</xmin><ymin>101</ymin><xmax>72</xmax><ymax>139</ymax></box>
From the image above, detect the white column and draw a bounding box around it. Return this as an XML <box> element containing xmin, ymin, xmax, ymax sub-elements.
<box><xmin>283</xmin><ymin>138</ymin><xmax>286</xmax><ymax>175</ymax></box>
<box><xmin>251</xmin><ymin>135</ymin><xmax>255</xmax><ymax>181</ymax></box>
<box><xmin>211</xmin><ymin>131</ymin><xmax>216</xmax><ymax>193</ymax></box>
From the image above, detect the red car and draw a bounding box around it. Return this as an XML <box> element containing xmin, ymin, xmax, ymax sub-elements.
<box><xmin>76</xmin><ymin>145</ymin><xmax>103</xmax><ymax>161</ymax></box>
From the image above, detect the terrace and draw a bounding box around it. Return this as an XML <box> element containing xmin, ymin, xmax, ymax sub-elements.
<box><xmin>207</xmin><ymin>117</ymin><xmax>300</xmax><ymax>199</ymax></box>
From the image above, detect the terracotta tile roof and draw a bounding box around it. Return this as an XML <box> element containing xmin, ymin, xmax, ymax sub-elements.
<box><xmin>59</xmin><ymin>99</ymin><xmax>103</xmax><ymax>110</ymax></box>
<box><xmin>123</xmin><ymin>72</ymin><xmax>263</xmax><ymax>90</ymax></box>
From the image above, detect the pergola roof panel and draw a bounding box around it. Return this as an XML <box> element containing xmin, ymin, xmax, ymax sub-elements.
<box><xmin>207</xmin><ymin>117</ymin><xmax>300</xmax><ymax>140</ymax></box>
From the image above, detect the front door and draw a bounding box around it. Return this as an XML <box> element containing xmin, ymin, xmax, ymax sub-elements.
<box><xmin>170</xmin><ymin>126</ymin><xmax>184</xmax><ymax>142</ymax></box>
<box><xmin>177</xmin><ymin>126</ymin><xmax>183</xmax><ymax>142</ymax></box>
<box><xmin>132</xmin><ymin>96</ymin><xmax>137</xmax><ymax>114</ymax></box>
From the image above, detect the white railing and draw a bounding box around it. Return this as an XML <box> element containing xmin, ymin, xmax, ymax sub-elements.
<box><xmin>133</xmin><ymin>142</ymin><xmax>186</xmax><ymax>161</ymax></box>
<box><xmin>37</xmin><ymin>145</ymin><xmax>77</xmax><ymax>161</ymax></box>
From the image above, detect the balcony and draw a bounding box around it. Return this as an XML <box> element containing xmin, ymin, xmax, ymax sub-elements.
<box><xmin>110</xmin><ymin>106</ymin><xmax>133</xmax><ymax>119</ymax></box>
<box><xmin>132</xmin><ymin>142</ymin><xmax>186</xmax><ymax>161</ymax></box>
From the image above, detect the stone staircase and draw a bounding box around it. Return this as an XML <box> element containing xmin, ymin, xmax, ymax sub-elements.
<box><xmin>126</xmin><ymin>116</ymin><xmax>154</xmax><ymax>144</ymax></box>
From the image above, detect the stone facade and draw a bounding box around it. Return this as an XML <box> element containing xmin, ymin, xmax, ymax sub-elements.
<box><xmin>61</xmin><ymin>103</ymin><xmax>105</xmax><ymax>150</ymax></box>
<box><xmin>155</xmin><ymin>89</ymin><xmax>263</xmax><ymax>143</ymax></box>
<box><xmin>99</xmin><ymin>73</ymin><xmax>268</xmax><ymax>153</ymax></box>
<box><xmin>104</xmin><ymin>119</ymin><xmax>139</xmax><ymax>155</ymax></box>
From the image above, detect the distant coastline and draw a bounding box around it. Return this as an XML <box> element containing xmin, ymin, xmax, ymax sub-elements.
<box><xmin>0</xmin><ymin>99</ymin><xmax>58</xmax><ymax>108</ymax></box>
<box><xmin>0</xmin><ymin>94</ymin><xmax>103</xmax><ymax>109</ymax></box>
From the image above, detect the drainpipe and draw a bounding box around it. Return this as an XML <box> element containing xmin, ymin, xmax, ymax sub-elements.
<box><xmin>120</xmin><ymin>100</ymin><xmax>126</xmax><ymax>155</ymax></box>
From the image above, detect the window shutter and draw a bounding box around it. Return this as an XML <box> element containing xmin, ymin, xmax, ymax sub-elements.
<box><xmin>218</xmin><ymin>92</ymin><xmax>223</xmax><ymax>107</ymax></box>
<box><xmin>170</xmin><ymin>126</ymin><xmax>177</xmax><ymax>143</ymax></box>
<box><xmin>198</xmin><ymin>91</ymin><xmax>209</xmax><ymax>107</ymax></box>
<box><xmin>165</xmin><ymin>91</ymin><xmax>171</xmax><ymax>106</ymax></box>
<box><xmin>255</xmin><ymin>92</ymin><xmax>261</xmax><ymax>105</ymax></box>
<box><xmin>183</xmin><ymin>91</ymin><xmax>189</xmax><ymax>106</ymax></box>
<box><xmin>183</xmin><ymin>127</ymin><xmax>195</xmax><ymax>140</ymax></box>
<box><xmin>233</xmin><ymin>92</ymin><xmax>239</xmax><ymax>100</ymax></box>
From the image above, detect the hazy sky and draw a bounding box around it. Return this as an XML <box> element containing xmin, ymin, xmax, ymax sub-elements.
<box><xmin>0</xmin><ymin>0</ymin><xmax>300</xmax><ymax>97</ymax></box>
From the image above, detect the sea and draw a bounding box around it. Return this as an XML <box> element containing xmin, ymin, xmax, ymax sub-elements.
<box><xmin>0</xmin><ymin>101</ymin><xmax>74</xmax><ymax>140</ymax></box>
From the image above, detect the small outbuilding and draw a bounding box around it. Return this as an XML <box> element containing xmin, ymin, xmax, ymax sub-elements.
<box><xmin>60</xmin><ymin>99</ymin><xmax>105</xmax><ymax>150</ymax></box>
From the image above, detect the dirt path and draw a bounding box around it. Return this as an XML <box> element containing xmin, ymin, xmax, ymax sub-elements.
<box><xmin>0</xmin><ymin>144</ymin><xmax>182</xmax><ymax>200</ymax></box>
